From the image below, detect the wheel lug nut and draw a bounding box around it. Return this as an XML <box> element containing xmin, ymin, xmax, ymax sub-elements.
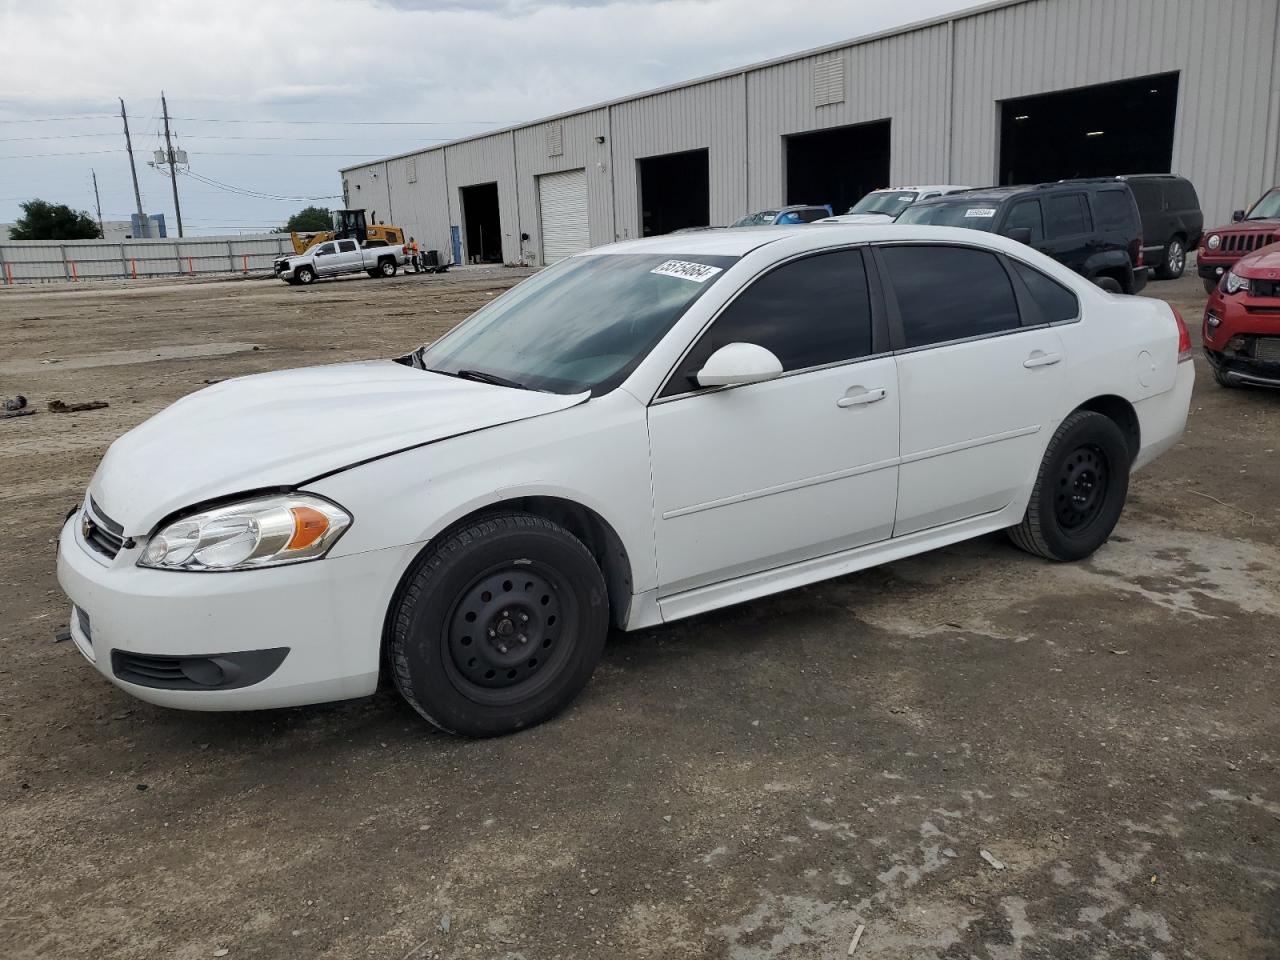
<box><xmin>518</xmin><ymin>635</ymin><xmax>527</xmax><ymax>644</ymax></box>
<box><xmin>520</xmin><ymin>613</ymin><xmax>529</xmax><ymax>622</ymax></box>
<box><xmin>488</xmin><ymin>628</ymin><xmax>496</xmax><ymax>637</ymax></box>
<box><xmin>498</xmin><ymin>644</ymin><xmax>508</xmax><ymax>654</ymax></box>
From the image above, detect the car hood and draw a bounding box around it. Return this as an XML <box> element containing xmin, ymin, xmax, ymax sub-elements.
<box><xmin>1208</xmin><ymin>219</ymin><xmax>1280</xmax><ymax>235</ymax></box>
<box><xmin>89</xmin><ymin>360</ymin><xmax>587</xmax><ymax>534</ymax></box>
<box><xmin>1235</xmin><ymin>242</ymin><xmax>1280</xmax><ymax>277</ymax></box>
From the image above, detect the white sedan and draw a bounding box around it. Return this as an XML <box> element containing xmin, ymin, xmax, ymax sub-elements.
<box><xmin>57</xmin><ymin>225</ymin><xmax>1194</xmax><ymax>737</ymax></box>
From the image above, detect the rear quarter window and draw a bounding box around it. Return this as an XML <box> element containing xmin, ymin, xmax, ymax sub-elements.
<box><xmin>1090</xmin><ymin>189</ymin><xmax>1139</xmax><ymax>234</ymax></box>
<box><xmin>1011</xmin><ymin>260</ymin><xmax>1080</xmax><ymax>324</ymax></box>
<box><xmin>1166</xmin><ymin>179</ymin><xmax>1200</xmax><ymax>211</ymax></box>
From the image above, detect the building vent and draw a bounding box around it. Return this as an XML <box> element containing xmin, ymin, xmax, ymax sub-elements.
<box><xmin>546</xmin><ymin>124</ymin><xmax>564</xmax><ymax>158</ymax></box>
<box><xmin>812</xmin><ymin>55</ymin><xmax>845</xmax><ymax>107</ymax></box>
<box><xmin>406</xmin><ymin>158</ymin><xmax>417</xmax><ymax>183</ymax></box>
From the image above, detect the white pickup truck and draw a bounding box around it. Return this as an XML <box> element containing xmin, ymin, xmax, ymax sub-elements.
<box><xmin>274</xmin><ymin>238</ymin><xmax>409</xmax><ymax>285</ymax></box>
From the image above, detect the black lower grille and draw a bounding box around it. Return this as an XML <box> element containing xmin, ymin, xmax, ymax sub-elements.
<box><xmin>75</xmin><ymin>606</ymin><xmax>92</xmax><ymax>645</ymax></box>
<box><xmin>1252</xmin><ymin>278</ymin><xmax>1280</xmax><ymax>298</ymax></box>
<box><xmin>111</xmin><ymin>647</ymin><xmax>289</xmax><ymax>690</ymax></box>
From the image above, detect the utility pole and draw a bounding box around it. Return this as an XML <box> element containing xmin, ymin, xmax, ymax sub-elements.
<box><xmin>161</xmin><ymin>91</ymin><xmax>184</xmax><ymax>237</ymax></box>
<box><xmin>91</xmin><ymin>169</ymin><xmax>105</xmax><ymax>239</ymax></box>
<box><xmin>120</xmin><ymin>98</ymin><xmax>148</xmax><ymax>238</ymax></box>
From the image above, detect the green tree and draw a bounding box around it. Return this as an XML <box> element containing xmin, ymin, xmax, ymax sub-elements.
<box><xmin>282</xmin><ymin>206</ymin><xmax>332</xmax><ymax>233</ymax></box>
<box><xmin>9</xmin><ymin>199</ymin><xmax>100</xmax><ymax>240</ymax></box>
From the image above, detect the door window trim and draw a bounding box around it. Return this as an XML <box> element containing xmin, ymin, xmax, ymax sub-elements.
<box><xmin>651</xmin><ymin>244</ymin><xmax>891</xmax><ymax>405</ymax></box>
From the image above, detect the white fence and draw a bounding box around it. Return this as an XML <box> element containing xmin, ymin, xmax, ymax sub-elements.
<box><xmin>0</xmin><ymin>235</ymin><xmax>293</xmax><ymax>284</ymax></box>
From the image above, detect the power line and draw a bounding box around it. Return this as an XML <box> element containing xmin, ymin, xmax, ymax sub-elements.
<box><xmin>177</xmin><ymin>168</ymin><xmax>342</xmax><ymax>203</ymax></box>
<box><xmin>172</xmin><ymin>116</ymin><xmax>511</xmax><ymax>126</ymax></box>
<box><xmin>0</xmin><ymin>132</ymin><xmax>453</xmax><ymax>143</ymax></box>
<box><xmin>0</xmin><ymin>114</ymin><xmax>117</xmax><ymax>123</ymax></box>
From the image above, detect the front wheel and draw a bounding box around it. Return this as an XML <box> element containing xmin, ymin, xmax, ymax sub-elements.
<box><xmin>390</xmin><ymin>513</ymin><xmax>609</xmax><ymax>737</ymax></box>
<box><xmin>1156</xmin><ymin>237</ymin><xmax>1186</xmax><ymax>280</ymax></box>
<box><xmin>378</xmin><ymin>258</ymin><xmax>397</xmax><ymax>278</ymax></box>
<box><xmin>1008</xmin><ymin>410</ymin><xmax>1130</xmax><ymax>562</ymax></box>
<box><xmin>295</xmin><ymin>265</ymin><xmax>315</xmax><ymax>285</ymax></box>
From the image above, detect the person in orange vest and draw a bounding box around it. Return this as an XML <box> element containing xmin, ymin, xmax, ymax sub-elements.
<box><xmin>408</xmin><ymin>236</ymin><xmax>421</xmax><ymax>273</ymax></box>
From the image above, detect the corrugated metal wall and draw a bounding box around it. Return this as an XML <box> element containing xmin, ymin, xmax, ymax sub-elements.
<box><xmin>513</xmin><ymin>108</ymin><xmax>614</xmax><ymax>260</ymax></box>
<box><xmin>0</xmin><ymin>236</ymin><xmax>291</xmax><ymax>283</ymax></box>
<box><xmin>341</xmin><ymin>0</ymin><xmax>1280</xmax><ymax>264</ymax></box>
<box><xmin>609</xmin><ymin>75</ymin><xmax>748</xmax><ymax>238</ymax></box>
<box><xmin>746</xmin><ymin>23</ymin><xmax>953</xmax><ymax>208</ymax></box>
<box><xmin>951</xmin><ymin>0</ymin><xmax>1280</xmax><ymax>222</ymax></box>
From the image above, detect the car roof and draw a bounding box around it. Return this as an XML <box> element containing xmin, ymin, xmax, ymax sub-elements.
<box><xmin>871</xmin><ymin>185</ymin><xmax>970</xmax><ymax>193</ymax></box>
<box><xmin>910</xmin><ymin>180</ymin><xmax>1134</xmax><ymax>207</ymax></box>
<box><xmin>590</xmin><ymin>223</ymin><xmax>1054</xmax><ymax>258</ymax></box>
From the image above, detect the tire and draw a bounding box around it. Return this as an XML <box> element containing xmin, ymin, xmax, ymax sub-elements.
<box><xmin>1008</xmin><ymin>410</ymin><xmax>1130</xmax><ymax>562</ymax></box>
<box><xmin>1093</xmin><ymin>275</ymin><xmax>1123</xmax><ymax>294</ymax></box>
<box><xmin>295</xmin><ymin>266</ymin><xmax>315</xmax><ymax>285</ymax></box>
<box><xmin>1203</xmin><ymin>278</ymin><xmax>1219</xmax><ymax>295</ymax></box>
<box><xmin>1156</xmin><ymin>236</ymin><xmax>1186</xmax><ymax>280</ymax></box>
<box><xmin>390</xmin><ymin>513</ymin><xmax>609</xmax><ymax>737</ymax></box>
<box><xmin>378</xmin><ymin>258</ymin><xmax>397</xmax><ymax>278</ymax></box>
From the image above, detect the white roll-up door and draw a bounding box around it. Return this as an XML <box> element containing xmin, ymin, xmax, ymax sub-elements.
<box><xmin>538</xmin><ymin>169</ymin><xmax>589</xmax><ymax>263</ymax></box>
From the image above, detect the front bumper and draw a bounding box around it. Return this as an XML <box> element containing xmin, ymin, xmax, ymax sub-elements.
<box><xmin>56</xmin><ymin>510</ymin><xmax>418</xmax><ymax>711</ymax></box>
<box><xmin>1203</xmin><ymin>347</ymin><xmax>1280</xmax><ymax>389</ymax></box>
<box><xmin>1198</xmin><ymin>255</ymin><xmax>1236</xmax><ymax>281</ymax></box>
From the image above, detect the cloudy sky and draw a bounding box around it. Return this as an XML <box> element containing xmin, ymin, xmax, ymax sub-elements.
<box><xmin>1</xmin><ymin>0</ymin><xmax>973</xmax><ymax>235</ymax></box>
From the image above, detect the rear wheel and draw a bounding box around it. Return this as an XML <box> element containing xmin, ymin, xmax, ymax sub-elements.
<box><xmin>295</xmin><ymin>265</ymin><xmax>315</xmax><ymax>285</ymax></box>
<box><xmin>1156</xmin><ymin>236</ymin><xmax>1186</xmax><ymax>280</ymax></box>
<box><xmin>390</xmin><ymin>513</ymin><xmax>609</xmax><ymax>737</ymax></box>
<box><xmin>1008</xmin><ymin>410</ymin><xmax>1130</xmax><ymax>562</ymax></box>
<box><xmin>378</xmin><ymin>258</ymin><xmax>397</xmax><ymax>278</ymax></box>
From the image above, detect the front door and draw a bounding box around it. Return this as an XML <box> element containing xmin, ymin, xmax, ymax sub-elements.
<box><xmin>876</xmin><ymin>243</ymin><xmax>1066</xmax><ymax>536</ymax></box>
<box><xmin>313</xmin><ymin>241</ymin><xmax>339</xmax><ymax>276</ymax></box>
<box><xmin>647</xmin><ymin>248</ymin><xmax>900</xmax><ymax>596</ymax></box>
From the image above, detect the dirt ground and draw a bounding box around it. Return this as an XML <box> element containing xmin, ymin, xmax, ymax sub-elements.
<box><xmin>1</xmin><ymin>265</ymin><xmax>1277</xmax><ymax>960</ymax></box>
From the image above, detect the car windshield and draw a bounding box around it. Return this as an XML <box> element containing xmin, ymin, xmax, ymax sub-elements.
<box><xmin>897</xmin><ymin>201</ymin><xmax>999</xmax><ymax>229</ymax></box>
<box><xmin>848</xmin><ymin>191</ymin><xmax>919</xmax><ymax>217</ymax></box>
<box><xmin>732</xmin><ymin>211</ymin><xmax>777</xmax><ymax>227</ymax></box>
<box><xmin>1246</xmin><ymin>188</ymin><xmax>1280</xmax><ymax>220</ymax></box>
<box><xmin>414</xmin><ymin>253</ymin><xmax>737</xmax><ymax>396</ymax></box>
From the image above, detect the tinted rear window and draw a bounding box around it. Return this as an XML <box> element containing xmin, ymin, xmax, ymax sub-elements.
<box><xmin>896</xmin><ymin>201</ymin><xmax>1000</xmax><ymax>229</ymax></box>
<box><xmin>1091</xmin><ymin>188</ymin><xmax>1138</xmax><ymax>233</ymax></box>
<box><xmin>1011</xmin><ymin>260</ymin><xmax>1079</xmax><ymax>324</ymax></box>
<box><xmin>1166</xmin><ymin>178</ymin><xmax>1199</xmax><ymax>211</ymax></box>
<box><xmin>881</xmin><ymin>245</ymin><xmax>1021</xmax><ymax>348</ymax></box>
<box><xmin>1044</xmin><ymin>194</ymin><xmax>1092</xmax><ymax>237</ymax></box>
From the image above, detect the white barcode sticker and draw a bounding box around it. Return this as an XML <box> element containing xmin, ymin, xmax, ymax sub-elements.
<box><xmin>964</xmin><ymin>208</ymin><xmax>997</xmax><ymax>218</ymax></box>
<box><xmin>651</xmin><ymin>259</ymin><xmax>723</xmax><ymax>283</ymax></box>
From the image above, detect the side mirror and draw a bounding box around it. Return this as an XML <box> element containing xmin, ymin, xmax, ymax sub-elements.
<box><xmin>1232</xmin><ymin>210</ymin><xmax>1246</xmax><ymax>222</ymax></box>
<box><xmin>1003</xmin><ymin>227</ymin><xmax>1033</xmax><ymax>245</ymax></box>
<box><xmin>695</xmin><ymin>342</ymin><xmax>784</xmax><ymax>388</ymax></box>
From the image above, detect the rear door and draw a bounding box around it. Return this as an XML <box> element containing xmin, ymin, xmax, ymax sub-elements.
<box><xmin>336</xmin><ymin>239</ymin><xmax>361</xmax><ymax>273</ymax></box>
<box><xmin>1039</xmin><ymin>193</ymin><xmax>1094</xmax><ymax>273</ymax></box>
<box><xmin>876</xmin><ymin>243</ymin><xmax>1066</xmax><ymax>536</ymax></box>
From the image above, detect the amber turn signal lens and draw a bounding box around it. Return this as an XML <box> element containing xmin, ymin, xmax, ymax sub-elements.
<box><xmin>286</xmin><ymin>506</ymin><xmax>330</xmax><ymax>550</ymax></box>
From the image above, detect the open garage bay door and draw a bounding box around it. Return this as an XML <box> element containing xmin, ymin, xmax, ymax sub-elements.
<box><xmin>639</xmin><ymin>149</ymin><xmax>710</xmax><ymax>236</ymax></box>
<box><xmin>786</xmin><ymin>120</ymin><xmax>890</xmax><ymax>216</ymax></box>
<box><xmin>1000</xmin><ymin>73</ymin><xmax>1179</xmax><ymax>184</ymax></box>
<box><xmin>538</xmin><ymin>168</ymin><xmax>590</xmax><ymax>263</ymax></box>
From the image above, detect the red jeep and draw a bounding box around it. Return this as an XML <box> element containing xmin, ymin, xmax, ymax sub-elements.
<box><xmin>1203</xmin><ymin>240</ymin><xmax>1280</xmax><ymax>389</ymax></box>
<box><xmin>1197</xmin><ymin>186</ymin><xmax>1280</xmax><ymax>293</ymax></box>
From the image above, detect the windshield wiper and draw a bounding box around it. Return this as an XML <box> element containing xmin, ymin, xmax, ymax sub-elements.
<box><xmin>456</xmin><ymin>369</ymin><xmax>528</xmax><ymax>390</ymax></box>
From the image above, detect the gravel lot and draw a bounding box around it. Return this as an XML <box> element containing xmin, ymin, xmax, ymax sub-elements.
<box><xmin>1</xmin><ymin>266</ymin><xmax>1277</xmax><ymax>959</ymax></box>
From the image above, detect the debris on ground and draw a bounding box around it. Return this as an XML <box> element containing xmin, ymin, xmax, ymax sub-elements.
<box><xmin>979</xmin><ymin>849</ymin><xmax>1007</xmax><ymax>870</ymax></box>
<box><xmin>2</xmin><ymin>408</ymin><xmax>36</xmax><ymax>420</ymax></box>
<box><xmin>439</xmin><ymin>914</ymin><xmax>451</xmax><ymax>934</ymax></box>
<box><xmin>4</xmin><ymin>395</ymin><xmax>26</xmax><ymax>411</ymax></box>
<box><xmin>847</xmin><ymin>923</ymin><xmax>865</xmax><ymax>956</ymax></box>
<box><xmin>48</xmin><ymin>399</ymin><xmax>109</xmax><ymax>413</ymax></box>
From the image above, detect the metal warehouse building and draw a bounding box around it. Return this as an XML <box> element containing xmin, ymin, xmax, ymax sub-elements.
<box><xmin>341</xmin><ymin>0</ymin><xmax>1280</xmax><ymax>268</ymax></box>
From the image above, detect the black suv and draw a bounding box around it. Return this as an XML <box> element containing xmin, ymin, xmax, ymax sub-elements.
<box><xmin>1117</xmin><ymin>174</ymin><xmax>1203</xmax><ymax>280</ymax></box>
<box><xmin>898</xmin><ymin>180</ymin><xmax>1148</xmax><ymax>294</ymax></box>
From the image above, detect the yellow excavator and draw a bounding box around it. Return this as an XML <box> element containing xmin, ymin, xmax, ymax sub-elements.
<box><xmin>290</xmin><ymin>209</ymin><xmax>405</xmax><ymax>256</ymax></box>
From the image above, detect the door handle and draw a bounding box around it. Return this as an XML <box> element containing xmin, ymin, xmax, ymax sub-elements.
<box><xmin>1023</xmin><ymin>351</ymin><xmax>1062</xmax><ymax>369</ymax></box>
<box><xmin>837</xmin><ymin>387</ymin><xmax>887</xmax><ymax>408</ymax></box>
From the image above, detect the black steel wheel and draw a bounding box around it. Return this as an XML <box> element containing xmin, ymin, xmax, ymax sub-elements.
<box><xmin>390</xmin><ymin>513</ymin><xmax>609</xmax><ymax>737</ymax></box>
<box><xmin>1157</xmin><ymin>236</ymin><xmax>1186</xmax><ymax>280</ymax></box>
<box><xmin>1009</xmin><ymin>410</ymin><xmax>1130</xmax><ymax>562</ymax></box>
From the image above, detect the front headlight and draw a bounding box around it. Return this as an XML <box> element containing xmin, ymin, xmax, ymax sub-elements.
<box><xmin>138</xmin><ymin>494</ymin><xmax>351</xmax><ymax>571</ymax></box>
<box><xmin>1224</xmin><ymin>270</ymin><xmax>1250</xmax><ymax>295</ymax></box>
<box><xmin>1206</xmin><ymin>234</ymin><xmax>1221</xmax><ymax>250</ymax></box>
